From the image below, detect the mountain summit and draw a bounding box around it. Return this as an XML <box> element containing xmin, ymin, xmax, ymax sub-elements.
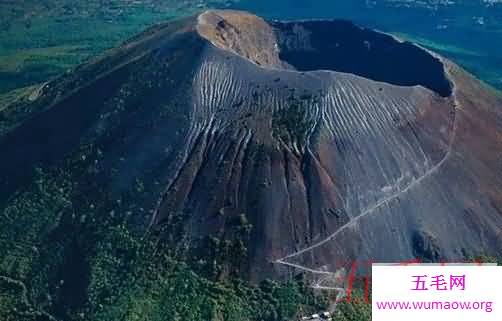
<box><xmin>1</xmin><ymin>10</ymin><xmax>501</xmax><ymax>280</ymax></box>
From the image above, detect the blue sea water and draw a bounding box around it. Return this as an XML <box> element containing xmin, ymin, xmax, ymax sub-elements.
<box><xmin>231</xmin><ymin>0</ymin><xmax>502</xmax><ymax>90</ymax></box>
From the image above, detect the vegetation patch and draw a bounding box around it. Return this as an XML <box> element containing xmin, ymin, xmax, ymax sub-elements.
<box><xmin>272</xmin><ymin>95</ymin><xmax>313</xmax><ymax>145</ymax></box>
<box><xmin>0</xmin><ymin>149</ymin><xmax>329</xmax><ymax>321</ymax></box>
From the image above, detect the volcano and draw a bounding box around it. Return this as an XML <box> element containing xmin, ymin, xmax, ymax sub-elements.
<box><xmin>1</xmin><ymin>10</ymin><xmax>501</xmax><ymax>281</ymax></box>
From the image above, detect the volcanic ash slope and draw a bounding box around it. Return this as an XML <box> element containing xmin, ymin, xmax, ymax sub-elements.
<box><xmin>1</xmin><ymin>10</ymin><xmax>501</xmax><ymax>280</ymax></box>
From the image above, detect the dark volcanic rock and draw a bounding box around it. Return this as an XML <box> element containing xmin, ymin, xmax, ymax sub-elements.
<box><xmin>412</xmin><ymin>230</ymin><xmax>441</xmax><ymax>262</ymax></box>
<box><xmin>0</xmin><ymin>10</ymin><xmax>501</xmax><ymax>280</ymax></box>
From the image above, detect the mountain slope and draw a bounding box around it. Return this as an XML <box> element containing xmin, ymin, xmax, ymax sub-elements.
<box><xmin>0</xmin><ymin>9</ymin><xmax>501</xmax><ymax>287</ymax></box>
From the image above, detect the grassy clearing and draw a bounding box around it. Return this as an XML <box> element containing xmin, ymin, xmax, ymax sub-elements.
<box><xmin>0</xmin><ymin>85</ymin><xmax>38</xmax><ymax>111</ymax></box>
<box><xmin>0</xmin><ymin>46</ymin><xmax>85</xmax><ymax>73</ymax></box>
